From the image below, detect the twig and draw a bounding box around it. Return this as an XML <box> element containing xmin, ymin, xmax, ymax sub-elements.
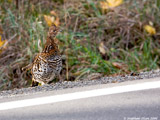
<box><xmin>16</xmin><ymin>0</ymin><xmax>19</xmax><ymax>9</ymax></box>
<box><xmin>65</xmin><ymin>48</ymin><xmax>69</xmax><ymax>81</ymax></box>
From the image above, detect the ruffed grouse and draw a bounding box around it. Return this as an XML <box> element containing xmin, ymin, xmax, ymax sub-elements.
<box><xmin>24</xmin><ymin>24</ymin><xmax>62</xmax><ymax>86</ymax></box>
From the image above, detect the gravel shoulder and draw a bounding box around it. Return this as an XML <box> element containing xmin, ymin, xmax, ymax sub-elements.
<box><xmin>1</xmin><ymin>69</ymin><xmax>160</xmax><ymax>98</ymax></box>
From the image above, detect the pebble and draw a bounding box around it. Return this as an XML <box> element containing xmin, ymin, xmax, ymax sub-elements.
<box><xmin>1</xmin><ymin>69</ymin><xmax>160</xmax><ymax>98</ymax></box>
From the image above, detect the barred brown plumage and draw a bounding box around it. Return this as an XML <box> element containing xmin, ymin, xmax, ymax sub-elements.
<box><xmin>31</xmin><ymin>24</ymin><xmax>62</xmax><ymax>86</ymax></box>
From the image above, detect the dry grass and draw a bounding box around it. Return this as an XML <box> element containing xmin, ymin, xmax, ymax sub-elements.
<box><xmin>0</xmin><ymin>0</ymin><xmax>160</xmax><ymax>90</ymax></box>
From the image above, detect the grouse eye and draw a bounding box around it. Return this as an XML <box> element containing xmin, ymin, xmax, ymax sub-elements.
<box><xmin>49</xmin><ymin>45</ymin><xmax>53</xmax><ymax>50</ymax></box>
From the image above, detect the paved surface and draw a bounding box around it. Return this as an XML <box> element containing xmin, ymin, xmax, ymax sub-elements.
<box><xmin>0</xmin><ymin>89</ymin><xmax>159</xmax><ymax>120</ymax></box>
<box><xmin>0</xmin><ymin>78</ymin><xmax>160</xmax><ymax>120</ymax></box>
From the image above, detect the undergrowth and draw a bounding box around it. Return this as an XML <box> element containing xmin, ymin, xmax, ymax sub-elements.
<box><xmin>0</xmin><ymin>0</ymin><xmax>160</xmax><ymax>90</ymax></box>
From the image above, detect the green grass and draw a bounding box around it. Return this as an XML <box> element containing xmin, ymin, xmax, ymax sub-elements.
<box><xmin>0</xmin><ymin>0</ymin><xmax>160</xmax><ymax>90</ymax></box>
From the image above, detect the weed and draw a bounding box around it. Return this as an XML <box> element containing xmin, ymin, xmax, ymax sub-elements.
<box><xmin>0</xmin><ymin>0</ymin><xmax>160</xmax><ymax>90</ymax></box>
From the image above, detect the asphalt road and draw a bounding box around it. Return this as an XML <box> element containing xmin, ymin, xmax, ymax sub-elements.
<box><xmin>0</xmin><ymin>78</ymin><xmax>160</xmax><ymax>120</ymax></box>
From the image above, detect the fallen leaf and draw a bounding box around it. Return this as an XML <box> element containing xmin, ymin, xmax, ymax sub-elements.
<box><xmin>112</xmin><ymin>62</ymin><xmax>125</xmax><ymax>69</ymax></box>
<box><xmin>87</xmin><ymin>73</ymin><xmax>102</xmax><ymax>80</ymax></box>
<box><xmin>0</xmin><ymin>35</ymin><xmax>6</xmax><ymax>54</ymax></box>
<box><xmin>44</xmin><ymin>11</ymin><xmax>60</xmax><ymax>27</ymax></box>
<box><xmin>100</xmin><ymin>1</ymin><xmax>109</xmax><ymax>10</ymax></box>
<box><xmin>144</xmin><ymin>25</ymin><xmax>156</xmax><ymax>35</ymax></box>
<box><xmin>0</xmin><ymin>35</ymin><xmax>6</xmax><ymax>47</ymax></box>
<box><xmin>50</xmin><ymin>10</ymin><xmax>57</xmax><ymax>16</ymax></box>
<box><xmin>99</xmin><ymin>42</ymin><xmax>106</xmax><ymax>55</ymax></box>
<box><xmin>54</xmin><ymin>17</ymin><xmax>60</xmax><ymax>27</ymax></box>
<box><xmin>44</xmin><ymin>15</ymin><xmax>55</xmax><ymax>27</ymax></box>
<box><xmin>100</xmin><ymin>0</ymin><xmax>123</xmax><ymax>10</ymax></box>
<box><xmin>112</xmin><ymin>62</ymin><xmax>129</xmax><ymax>72</ymax></box>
